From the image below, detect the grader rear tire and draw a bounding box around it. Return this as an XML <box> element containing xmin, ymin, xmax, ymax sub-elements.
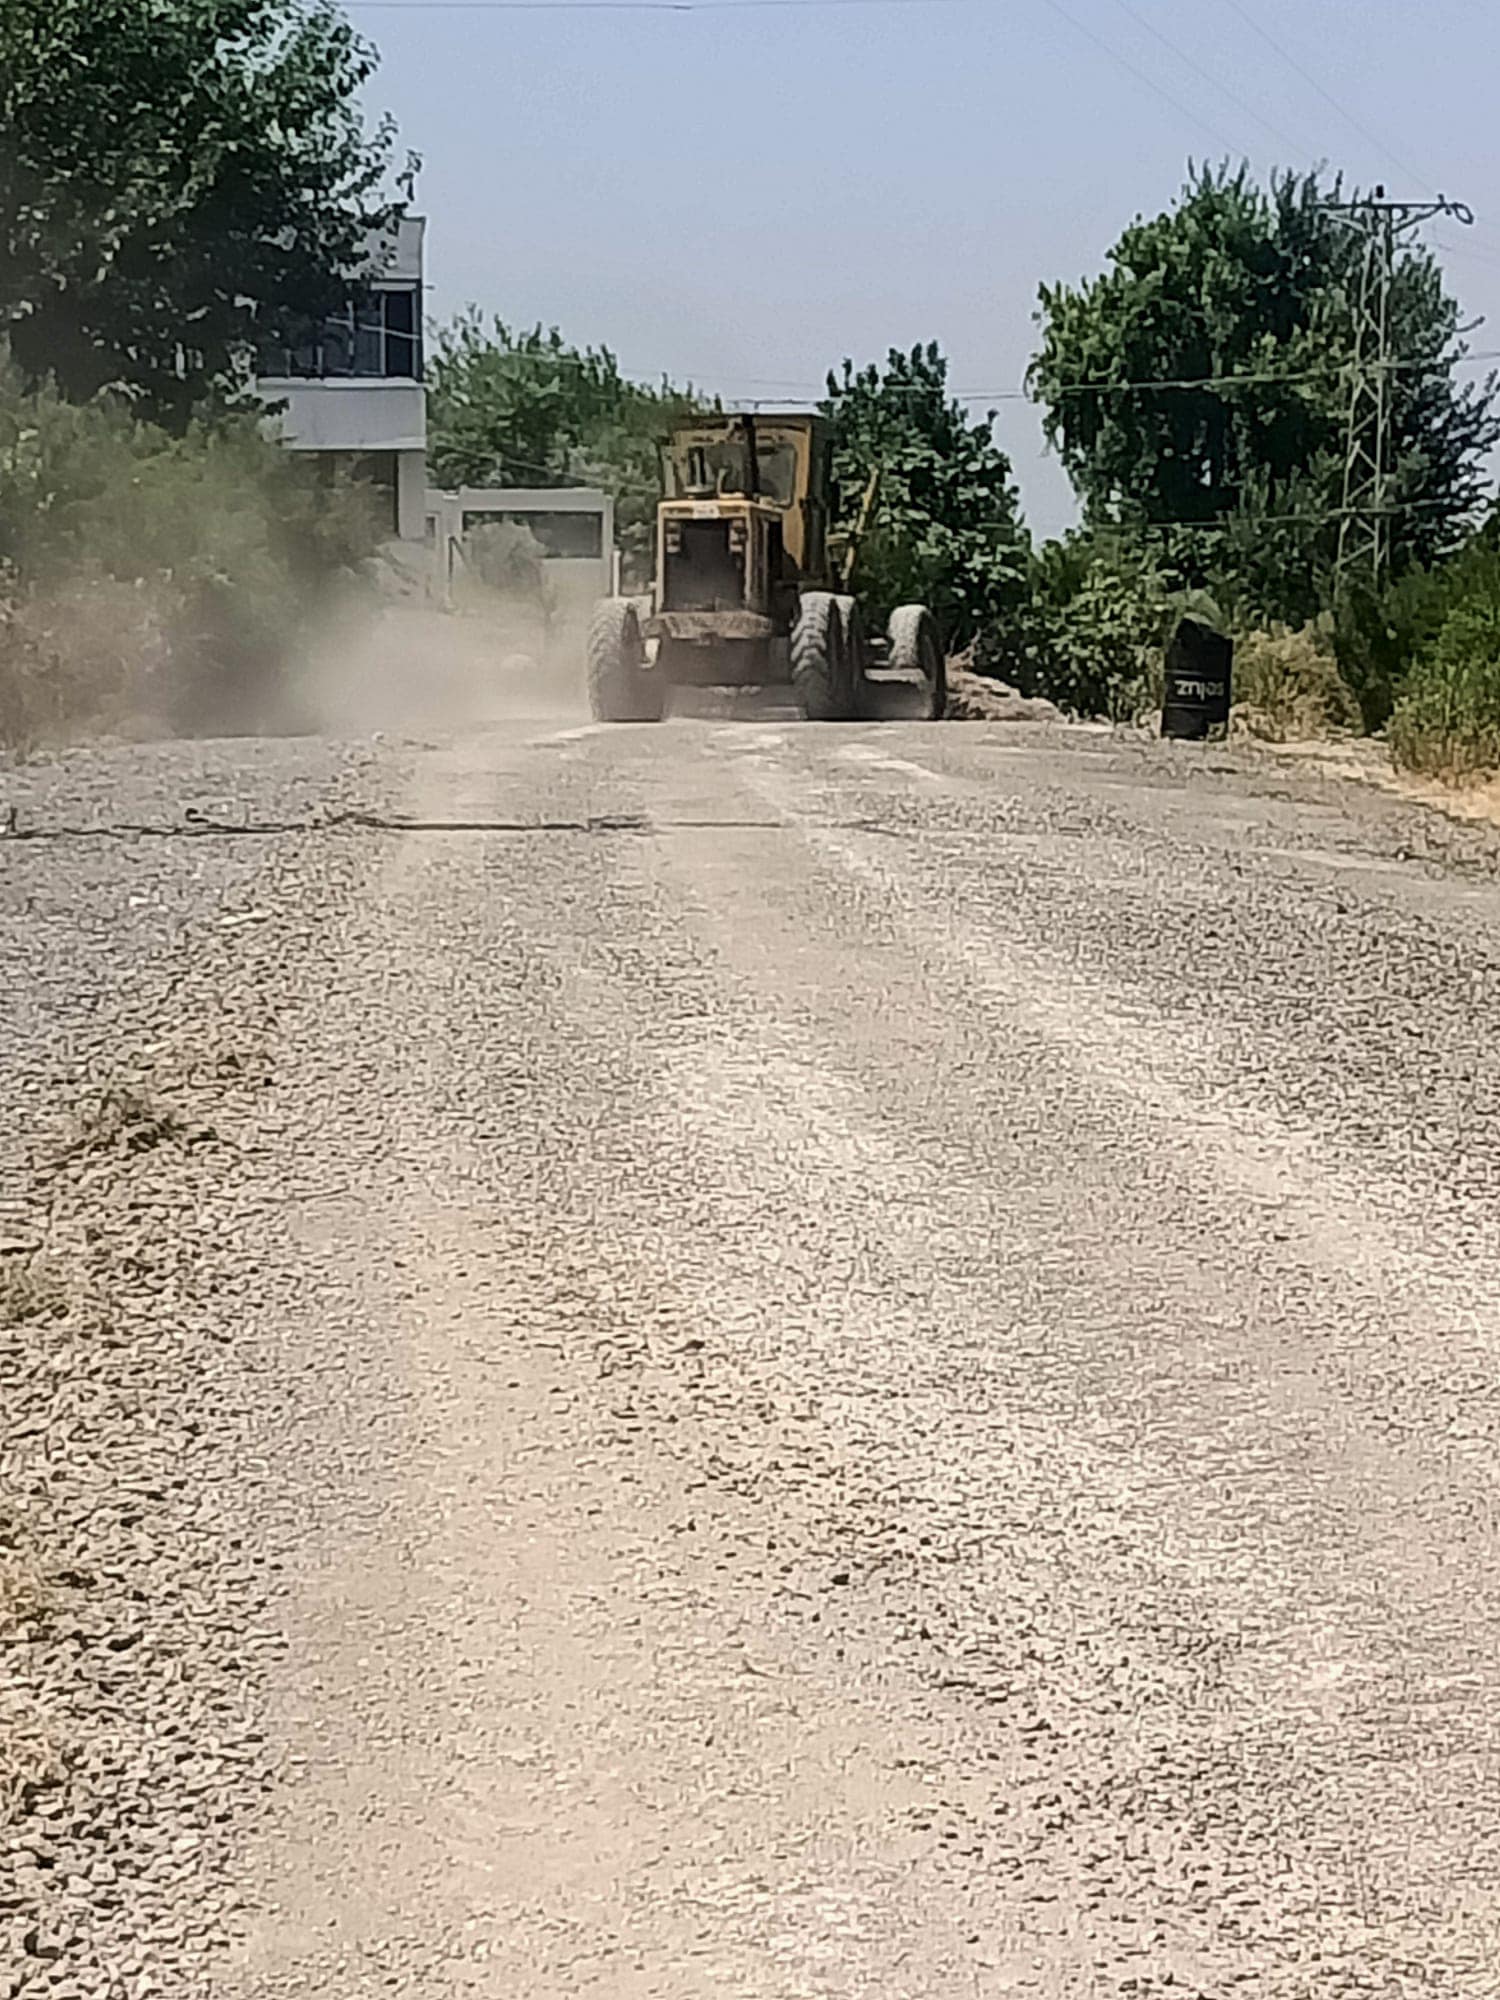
<box><xmin>887</xmin><ymin>604</ymin><xmax>946</xmax><ymax>719</ymax></box>
<box><xmin>587</xmin><ymin>598</ymin><xmax>664</xmax><ymax>723</ymax></box>
<box><xmin>792</xmin><ymin>591</ymin><xmax>854</xmax><ymax>722</ymax></box>
<box><xmin>834</xmin><ymin>594</ymin><xmax>871</xmax><ymax>719</ymax></box>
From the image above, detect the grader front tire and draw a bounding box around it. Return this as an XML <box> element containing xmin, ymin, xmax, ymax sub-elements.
<box><xmin>587</xmin><ymin>598</ymin><xmax>664</xmax><ymax>723</ymax></box>
<box><xmin>792</xmin><ymin>592</ymin><xmax>856</xmax><ymax>722</ymax></box>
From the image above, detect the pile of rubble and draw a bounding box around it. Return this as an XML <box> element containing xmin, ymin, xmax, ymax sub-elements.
<box><xmin>944</xmin><ymin>662</ymin><xmax>1064</xmax><ymax>723</ymax></box>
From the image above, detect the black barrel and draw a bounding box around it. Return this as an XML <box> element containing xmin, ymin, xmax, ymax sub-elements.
<box><xmin>1161</xmin><ymin>617</ymin><xmax>1233</xmax><ymax>740</ymax></box>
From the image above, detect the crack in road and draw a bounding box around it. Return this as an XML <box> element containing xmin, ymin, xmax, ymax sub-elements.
<box><xmin>1</xmin><ymin>808</ymin><xmax>800</xmax><ymax>841</ymax></box>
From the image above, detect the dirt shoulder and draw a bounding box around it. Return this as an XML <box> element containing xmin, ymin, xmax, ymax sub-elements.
<box><xmin>1248</xmin><ymin>728</ymin><xmax>1500</xmax><ymax>831</ymax></box>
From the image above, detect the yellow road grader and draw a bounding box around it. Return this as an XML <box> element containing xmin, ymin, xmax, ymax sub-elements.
<box><xmin>586</xmin><ymin>412</ymin><xmax>945</xmax><ymax>723</ymax></box>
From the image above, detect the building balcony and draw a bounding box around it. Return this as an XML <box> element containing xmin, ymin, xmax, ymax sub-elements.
<box><xmin>253</xmin><ymin>376</ymin><xmax>427</xmax><ymax>455</ymax></box>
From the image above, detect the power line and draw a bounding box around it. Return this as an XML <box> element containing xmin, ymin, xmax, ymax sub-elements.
<box><xmin>1104</xmin><ymin>0</ymin><xmax>1321</xmax><ymax>169</ymax></box>
<box><xmin>342</xmin><ymin>0</ymin><xmax>1310</xmax><ymax>192</ymax></box>
<box><xmin>1030</xmin><ymin>0</ymin><xmax>1252</xmax><ymax>162</ymax></box>
<box><xmin>1433</xmin><ymin>235</ymin><xmax>1500</xmax><ymax>273</ymax></box>
<box><xmin>1123</xmin><ymin>491</ymin><xmax>1479</xmax><ymax>534</ymax></box>
<box><xmin>712</xmin><ymin>349</ymin><xmax>1500</xmax><ymax>407</ymax></box>
<box><xmin>1215</xmin><ymin>0</ymin><xmax>1433</xmax><ymax>194</ymax></box>
<box><xmin>1211</xmin><ymin>0</ymin><xmax>1500</xmax><ymax>265</ymax></box>
<box><xmin>350</xmin><ymin>0</ymin><xmax>1252</xmax><ymax>167</ymax></box>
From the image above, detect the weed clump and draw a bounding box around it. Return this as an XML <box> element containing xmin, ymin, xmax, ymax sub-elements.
<box><xmin>0</xmin><ymin>358</ymin><xmax>385</xmax><ymax>755</ymax></box>
<box><xmin>1390</xmin><ymin>595</ymin><xmax>1500</xmax><ymax>779</ymax></box>
<box><xmin>68</xmin><ymin>1085</ymin><xmax>189</xmax><ymax>1158</ymax></box>
<box><xmin>0</xmin><ymin>1255</ymin><xmax>67</xmax><ymax>1327</ymax></box>
<box><xmin>1232</xmin><ymin>623</ymin><xmax>1360</xmax><ymax>742</ymax></box>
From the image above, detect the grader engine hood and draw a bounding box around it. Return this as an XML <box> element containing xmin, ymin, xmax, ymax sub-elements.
<box><xmin>654</xmin><ymin>499</ymin><xmax>780</xmax><ymax>641</ymax></box>
<box><xmin>660</xmin><ymin>502</ymin><xmax>752</xmax><ymax>612</ymax></box>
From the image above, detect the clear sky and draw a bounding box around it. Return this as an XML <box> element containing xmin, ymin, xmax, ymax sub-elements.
<box><xmin>345</xmin><ymin>0</ymin><xmax>1500</xmax><ymax>540</ymax></box>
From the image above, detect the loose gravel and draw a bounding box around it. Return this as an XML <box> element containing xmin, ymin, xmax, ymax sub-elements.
<box><xmin>1</xmin><ymin>736</ymin><xmax>401</xmax><ymax>2000</ymax></box>
<box><xmin>6</xmin><ymin>713</ymin><xmax>1500</xmax><ymax>1998</ymax></box>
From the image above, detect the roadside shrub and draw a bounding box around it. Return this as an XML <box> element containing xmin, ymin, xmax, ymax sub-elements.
<box><xmin>1231</xmin><ymin>621</ymin><xmax>1360</xmax><ymax>741</ymax></box>
<box><xmin>0</xmin><ymin>356</ymin><xmax>385</xmax><ymax>751</ymax></box>
<box><xmin>1333</xmin><ymin>569</ymin><xmax>1451</xmax><ymax>733</ymax></box>
<box><xmin>0</xmin><ymin>563</ymin><xmax>177</xmax><ymax>752</ymax></box>
<box><xmin>1332</xmin><ymin>536</ymin><xmax>1500</xmax><ymax>733</ymax></box>
<box><xmin>1028</xmin><ymin>546</ymin><xmax>1167</xmax><ymax>719</ymax></box>
<box><xmin>1390</xmin><ymin>593</ymin><xmax>1500</xmax><ymax>777</ymax></box>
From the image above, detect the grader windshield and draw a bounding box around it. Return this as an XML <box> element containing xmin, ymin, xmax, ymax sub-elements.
<box><xmin>661</xmin><ymin>418</ymin><xmax>810</xmax><ymax>510</ymax></box>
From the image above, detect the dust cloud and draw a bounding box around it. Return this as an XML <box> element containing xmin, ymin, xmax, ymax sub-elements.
<box><xmin>289</xmin><ymin>586</ymin><xmax>593</xmax><ymax>741</ymax></box>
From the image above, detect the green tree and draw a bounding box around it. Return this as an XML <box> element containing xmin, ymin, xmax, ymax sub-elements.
<box><xmin>820</xmin><ymin>343</ymin><xmax>1031</xmax><ymax>666</ymax></box>
<box><xmin>425</xmin><ymin>313</ymin><xmax>703</xmax><ymax>580</ymax></box>
<box><xmin>0</xmin><ymin>0</ymin><xmax>396</xmax><ymax>422</ymax></box>
<box><xmin>1030</xmin><ymin>166</ymin><xmax>1497</xmax><ymax>597</ymax></box>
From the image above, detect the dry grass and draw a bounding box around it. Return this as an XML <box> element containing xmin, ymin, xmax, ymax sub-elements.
<box><xmin>0</xmin><ymin>569</ymin><xmax>174</xmax><ymax>758</ymax></box>
<box><xmin>1390</xmin><ymin>721</ymin><xmax>1500</xmax><ymax>782</ymax></box>
<box><xmin>1231</xmin><ymin>623</ymin><xmax>1361</xmax><ymax>743</ymax></box>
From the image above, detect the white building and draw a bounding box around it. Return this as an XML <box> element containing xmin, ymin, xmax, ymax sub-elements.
<box><xmin>255</xmin><ymin>215</ymin><xmax>428</xmax><ymax>542</ymax></box>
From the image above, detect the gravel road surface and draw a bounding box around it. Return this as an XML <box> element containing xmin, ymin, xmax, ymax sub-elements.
<box><xmin>6</xmin><ymin>703</ymin><xmax>1500</xmax><ymax>1999</ymax></box>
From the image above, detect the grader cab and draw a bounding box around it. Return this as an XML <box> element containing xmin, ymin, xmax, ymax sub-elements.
<box><xmin>585</xmin><ymin>412</ymin><xmax>945</xmax><ymax>723</ymax></box>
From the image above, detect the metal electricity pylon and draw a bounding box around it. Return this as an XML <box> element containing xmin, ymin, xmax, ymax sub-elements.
<box><xmin>1322</xmin><ymin>187</ymin><xmax>1474</xmax><ymax>589</ymax></box>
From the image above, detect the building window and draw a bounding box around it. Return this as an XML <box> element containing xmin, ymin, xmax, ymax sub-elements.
<box><xmin>262</xmin><ymin>287</ymin><xmax>422</xmax><ymax>381</ymax></box>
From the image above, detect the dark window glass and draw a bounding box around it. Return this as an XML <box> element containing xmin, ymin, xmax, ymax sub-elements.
<box><xmin>260</xmin><ymin>288</ymin><xmax>422</xmax><ymax>381</ymax></box>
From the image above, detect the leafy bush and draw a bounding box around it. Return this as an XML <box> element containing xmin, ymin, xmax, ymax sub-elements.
<box><xmin>1332</xmin><ymin>531</ymin><xmax>1500</xmax><ymax>733</ymax></box>
<box><xmin>1390</xmin><ymin>584</ymin><xmax>1500</xmax><ymax>777</ymax></box>
<box><xmin>1020</xmin><ymin>531</ymin><xmax>1172</xmax><ymax>718</ymax></box>
<box><xmin>1047</xmin><ymin>565</ymin><xmax>1164</xmax><ymax>719</ymax></box>
<box><xmin>0</xmin><ymin>358</ymin><xmax>384</xmax><ymax>749</ymax></box>
<box><xmin>0</xmin><ymin>565</ymin><xmax>176</xmax><ymax>754</ymax></box>
<box><xmin>1232</xmin><ymin>622</ymin><xmax>1360</xmax><ymax>741</ymax></box>
<box><xmin>1333</xmin><ymin>569</ymin><xmax>1451</xmax><ymax>733</ymax></box>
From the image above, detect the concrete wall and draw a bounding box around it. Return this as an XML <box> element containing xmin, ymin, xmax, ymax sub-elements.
<box><xmin>396</xmin><ymin>453</ymin><xmax>429</xmax><ymax>545</ymax></box>
<box><xmin>254</xmin><ymin>384</ymin><xmax>427</xmax><ymax>541</ymax></box>
<box><xmin>369</xmin><ymin>215</ymin><xmax>425</xmax><ymax>286</ymax></box>
<box><xmin>425</xmin><ymin>487</ymin><xmax>619</xmax><ymax>610</ymax></box>
<box><xmin>256</xmin><ymin>380</ymin><xmax>426</xmax><ymax>456</ymax></box>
